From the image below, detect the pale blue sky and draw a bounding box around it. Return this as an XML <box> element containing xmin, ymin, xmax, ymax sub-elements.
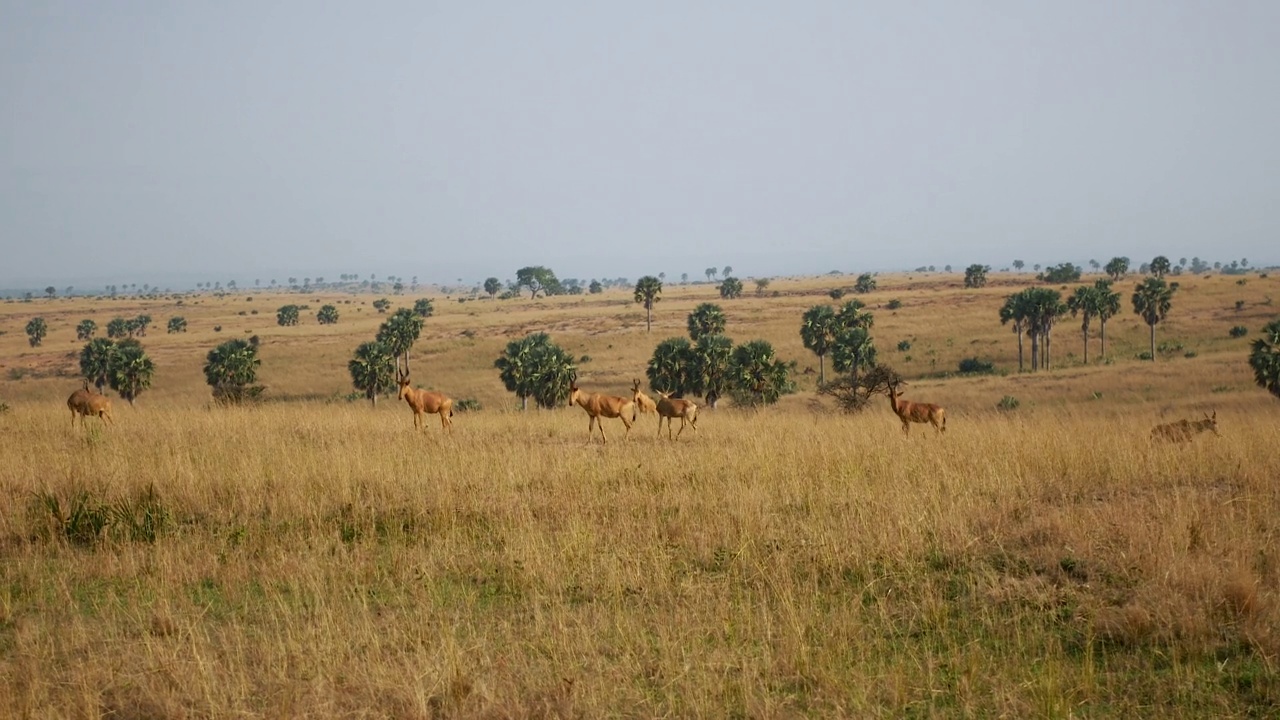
<box><xmin>2</xmin><ymin>1</ymin><xmax>1277</xmax><ymax>288</ymax></box>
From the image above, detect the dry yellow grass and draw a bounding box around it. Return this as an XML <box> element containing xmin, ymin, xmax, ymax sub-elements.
<box><xmin>1</xmin><ymin>273</ymin><xmax>1278</xmax><ymax>716</ymax></box>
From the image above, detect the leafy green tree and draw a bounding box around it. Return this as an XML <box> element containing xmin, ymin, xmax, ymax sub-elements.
<box><xmin>723</xmin><ymin>265</ymin><xmax>733</xmax><ymax>277</ymax></box>
<box><xmin>348</xmin><ymin>340</ymin><xmax>397</xmax><ymax>406</ymax></box>
<box><xmin>167</xmin><ymin>316</ymin><xmax>187</xmax><ymax>333</ymax></box>
<box><xmin>516</xmin><ymin>266</ymin><xmax>561</xmax><ymax>299</ymax></box>
<box><xmin>705</xmin><ymin>267</ymin><xmax>717</xmax><ymax>282</ymax></box>
<box><xmin>1150</xmin><ymin>255</ymin><xmax>1172</xmax><ymax>279</ymax></box>
<box><xmin>134</xmin><ymin>315</ymin><xmax>152</xmax><ymax>336</ymax></box>
<box><xmin>372</xmin><ymin>298</ymin><xmax>390</xmax><ymax>313</ymax></box>
<box><xmin>45</xmin><ymin>286</ymin><xmax>56</xmax><ymax>299</ymax></box>
<box><xmin>1248</xmin><ymin>319</ymin><xmax>1280</xmax><ymax>399</ymax></box>
<box><xmin>316</xmin><ymin>305</ymin><xmax>339</xmax><ymax>325</ymax></box>
<box><xmin>1093</xmin><ymin>279</ymin><xmax>1121</xmax><ymax>360</ymax></box>
<box><xmin>276</xmin><ymin>304</ymin><xmax>301</xmax><ymax>326</ymax></box>
<box><xmin>494</xmin><ymin>332</ymin><xmax>576</xmax><ymax>409</ymax></box>
<box><xmin>1038</xmin><ymin>263</ymin><xmax>1081</xmax><ymax>283</ymax></box>
<box><xmin>800</xmin><ymin>305</ymin><xmax>838</xmax><ymax>385</ymax></box>
<box><xmin>589</xmin><ymin>280</ymin><xmax>603</xmax><ymax>294</ymax></box>
<box><xmin>634</xmin><ymin>276</ymin><xmax>663</xmax><ymax>332</ymax></box>
<box><xmin>484</xmin><ymin>277</ymin><xmax>502</xmax><ymax>299</ymax></box>
<box><xmin>1132</xmin><ymin>278</ymin><xmax>1176</xmax><ymax>361</ymax></box>
<box><xmin>1012</xmin><ymin>260</ymin><xmax>1025</xmax><ymax>272</ymax></box>
<box><xmin>999</xmin><ymin>291</ymin><xmax>1031</xmax><ymax>372</ymax></box>
<box><xmin>377</xmin><ymin>308</ymin><xmax>425</xmax><ymax>373</ymax></box>
<box><xmin>76</xmin><ymin>319</ymin><xmax>97</xmax><ymax>341</ymax></box>
<box><xmin>79</xmin><ymin>338</ymin><xmax>118</xmax><ymax>391</ymax></box>
<box><xmin>412</xmin><ymin>298</ymin><xmax>434</xmax><ymax>318</ymax></box>
<box><xmin>687</xmin><ymin>303</ymin><xmax>727</xmax><ymax>341</ymax></box>
<box><xmin>25</xmin><ymin>317</ymin><xmax>47</xmax><ymax>347</ymax></box>
<box><xmin>718</xmin><ymin>277</ymin><xmax>744</xmax><ymax>299</ymax></box>
<box><xmin>831</xmin><ymin>326</ymin><xmax>877</xmax><ymax>386</ymax></box>
<box><xmin>203</xmin><ymin>339</ymin><xmax>263</xmax><ymax>403</ymax></box>
<box><xmin>1105</xmin><ymin>256</ymin><xmax>1130</xmax><ymax>281</ymax></box>
<box><xmin>964</xmin><ymin>264</ymin><xmax>989</xmax><ymax>289</ymax></box>
<box><xmin>754</xmin><ymin>278</ymin><xmax>771</xmax><ymax>295</ymax></box>
<box><xmin>108</xmin><ymin>339</ymin><xmax>155</xmax><ymax>406</ymax></box>
<box><xmin>646</xmin><ymin>337</ymin><xmax>695</xmax><ymax>395</ymax></box>
<box><xmin>689</xmin><ymin>334</ymin><xmax>734</xmax><ymax>408</ymax></box>
<box><xmin>727</xmin><ymin>339</ymin><xmax>795</xmax><ymax>406</ymax></box>
<box><xmin>854</xmin><ymin>273</ymin><xmax>876</xmax><ymax>294</ymax></box>
<box><xmin>836</xmin><ymin>299</ymin><xmax>874</xmax><ymax>332</ymax></box>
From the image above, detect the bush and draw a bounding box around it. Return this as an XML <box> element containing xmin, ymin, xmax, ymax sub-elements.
<box><xmin>455</xmin><ymin>398</ymin><xmax>482</xmax><ymax>412</ymax></box>
<box><xmin>958</xmin><ymin>357</ymin><xmax>995</xmax><ymax>375</ymax></box>
<box><xmin>1136</xmin><ymin>351</ymin><xmax>1153</xmax><ymax>360</ymax></box>
<box><xmin>897</xmin><ymin>340</ymin><xmax>912</xmax><ymax>351</ymax></box>
<box><xmin>996</xmin><ymin>395</ymin><xmax>1020</xmax><ymax>411</ymax></box>
<box><xmin>886</xmin><ymin>299</ymin><xmax>902</xmax><ymax>310</ymax></box>
<box><xmin>1235</xmin><ymin>300</ymin><xmax>1246</xmax><ymax>311</ymax></box>
<box><xmin>828</xmin><ymin>288</ymin><xmax>846</xmax><ymax>301</ymax></box>
<box><xmin>1229</xmin><ymin>326</ymin><xmax>1249</xmax><ymax>338</ymax></box>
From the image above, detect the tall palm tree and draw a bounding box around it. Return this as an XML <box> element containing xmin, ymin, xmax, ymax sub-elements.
<box><xmin>727</xmin><ymin>340</ymin><xmax>794</xmax><ymax>406</ymax></box>
<box><xmin>999</xmin><ymin>291</ymin><xmax>1030</xmax><ymax>373</ymax></box>
<box><xmin>1022</xmin><ymin>288</ymin><xmax>1065</xmax><ymax>371</ymax></box>
<box><xmin>1066</xmin><ymin>285</ymin><xmax>1100</xmax><ymax>364</ymax></box>
<box><xmin>831</xmin><ymin>327</ymin><xmax>876</xmax><ymax>387</ymax></box>
<box><xmin>646</xmin><ymin>337</ymin><xmax>694</xmax><ymax>395</ymax></box>
<box><xmin>633</xmin><ymin>276</ymin><xmax>663</xmax><ymax>332</ymax></box>
<box><xmin>204</xmin><ymin>339</ymin><xmax>262</xmax><ymax>403</ymax></box>
<box><xmin>349</xmin><ymin>341</ymin><xmax>396</xmax><ymax>406</ymax></box>
<box><xmin>800</xmin><ymin>305</ymin><xmax>838</xmax><ymax>385</ymax></box>
<box><xmin>1132</xmin><ymin>278</ymin><xmax>1176</xmax><ymax>361</ymax></box>
<box><xmin>689</xmin><ymin>334</ymin><xmax>734</xmax><ymax>408</ymax></box>
<box><xmin>79</xmin><ymin>338</ymin><xmax>118</xmax><ymax>392</ymax></box>
<box><xmin>108</xmin><ymin>340</ymin><xmax>155</xmax><ymax>406</ymax></box>
<box><xmin>1093</xmin><ymin>279</ymin><xmax>1121</xmax><ymax>360</ymax></box>
<box><xmin>687</xmin><ymin>303</ymin><xmax>727</xmax><ymax>341</ymax></box>
<box><xmin>495</xmin><ymin>333</ymin><xmax>576</xmax><ymax>410</ymax></box>
<box><xmin>1248</xmin><ymin>319</ymin><xmax>1280</xmax><ymax>400</ymax></box>
<box><xmin>377</xmin><ymin>308</ymin><xmax>425</xmax><ymax>373</ymax></box>
<box><xmin>836</xmin><ymin>299</ymin><xmax>875</xmax><ymax>331</ymax></box>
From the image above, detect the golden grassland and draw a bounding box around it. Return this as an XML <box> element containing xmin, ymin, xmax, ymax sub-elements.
<box><xmin>1</xmin><ymin>272</ymin><xmax>1278</xmax><ymax>716</ymax></box>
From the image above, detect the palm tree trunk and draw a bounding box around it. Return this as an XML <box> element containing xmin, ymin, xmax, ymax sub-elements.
<box><xmin>819</xmin><ymin>354</ymin><xmax>825</xmax><ymax>386</ymax></box>
<box><xmin>646</xmin><ymin>305</ymin><xmax>652</xmax><ymax>332</ymax></box>
<box><xmin>1150</xmin><ymin>323</ymin><xmax>1156</xmax><ymax>361</ymax></box>
<box><xmin>1100</xmin><ymin>320</ymin><xmax>1107</xmax><ymax>360</ymax></box>
<box><xmin>1082</xmin><ymin>325</ymin><xmax>1089</xmax><ymax>364</ymax></box>
<box><xmin>1029</xmin><ymin>331</ymin><xmax>1039</xmax><ymax>371</ymax></box>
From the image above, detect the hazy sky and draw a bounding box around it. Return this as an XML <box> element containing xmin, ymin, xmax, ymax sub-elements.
<box><xmin>3</xmin><ymin>1</ymin><xmax>1278</xmax><ymax>288</ymax></box>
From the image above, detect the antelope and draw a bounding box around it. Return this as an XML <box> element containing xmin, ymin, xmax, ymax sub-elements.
<box><xmin>655</xmin><ymin>391</ymin><xmax>698</xmax><ymax>440</ymax></box>
<box><xmin>569</xmin><ymin>382</ymin><xmax>635</xmax><ymax>444</ymax></box>
<box><xmin>396</xmin><ymin>368</ymin><xmax>454</xmax><ymax>434</ymax></box>
<box><xmin>68</xmin><ymin>382</ymin><xmax>114</xmax><ymax>428</ymax></box>
<box><xmin>1151</xmin><ymin>412</ymin><xmax>1218</xmax><ymax>443</ymax></box>
<box><xmin>887</xmin><ymin>381</ymin><xmax>946</xmax><ymax>435</ymax></box>
<box><xmin>631</xmin><ymin>379</ymin><xmax>658</xmax><ymax>415</ymax></box>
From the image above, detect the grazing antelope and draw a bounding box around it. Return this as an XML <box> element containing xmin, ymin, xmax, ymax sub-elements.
<box><xmin>886</xmin><ymin>381</ymin><xmax>946</xmax><ymax>435</ymax></box>
<box><xmin>1151</xmin><ymin>412</ymin><xmax>1218</xmax><ymax>443</ymax></box>
<box><xmin>396</xmin><ymin>369</ymin><xmax>454</xmax><ymax>434</ymax></box>
<box><xmin>569</xmin><ymin>383</ymin><xmax>635</xmax><ymax>444</ymax></box>
<box><xmin>67</xmin><ymin>382</ymin><xmax>114</xmax><ymax>428</ymax></box>
<box><xmin>655</xmin><ymin>391</ymin><xmax>698</xmax><ymax>440</ymax></box>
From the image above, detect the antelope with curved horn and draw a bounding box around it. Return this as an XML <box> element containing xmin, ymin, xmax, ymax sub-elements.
<box><xmin>631</xmin><ymin>379</ymin><xmax>657</xmax><ymax>415</ymax></box>
<box><xmin>67</xmin><ymin>381</ymin><xmax>114</xmax><ymax>428</ymax></box>
<box><xmin>396</xmin><ymin>365</ymin><xmax>454</xmax><ymax>434</ymax></box>
<box><xmin>1151</xmin><ymin>411</ymin><xmax>1218</xmax><ymax>443</ymax></box>
<box><xmin>887</xmin><ymin>381</ymin><xmax>946</xmax><ymax>435</ymax></box>
<box><xmin>655</xmin><ymin>391</ymin><xmax>698</xmax><ymax>440</ymax></box>
<box><xmin>569</xmin><ymin>380</ymin><xmax>635</xmax><ymax>444</ymax></box>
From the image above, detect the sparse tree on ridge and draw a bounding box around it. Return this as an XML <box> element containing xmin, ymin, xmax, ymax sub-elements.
<box><xmin>1132</xmin><ymin>277</ymin><xmax>1176</xmax><ymax>361</ymax></box>
<box><xmin>634</xmin><ymin>276</ymin><xmax>663</xmax><ymax>332</ymax></box>
<box><xmin>1066</xmin><ymin>284</ymin><xmax>1102</xmax><ymax>364</ymax></box>
<box><xmin>1150</xmin><ymin>255</ymin><xmax>1172</xmax><ymax>279</ymax></box>
<box><xmin>1105</xmin><ymin>257</ymin><xmax>1130</xmax><ymax>281</ymax></box>
<box><xmin>484</xmin><ymin>277</ymin><xmax>501</xmax><ymax>299</ymax></box>
<box><xmin>964</xmin><ymin>264</ymin><xmax>989</xmax><ymax>289</ymax></box>
<box><xmin>1093</xmin><ymin>279</ymin><xmax>1121</xmax><ymax>360</ymax></box>
<box><xmin>705</xmin><ymin>267</ymin><xmax>717</xmax><ymax>282</ymax></box>
<box><xmin>999</xmin><ymin>291</ymin><xmax>1031</xmax><ymax>373</ymax></box>
<box><xmin>854</xmin><ymin>273</ymin><xmax>876</xmax><ymax>294</ymax></box>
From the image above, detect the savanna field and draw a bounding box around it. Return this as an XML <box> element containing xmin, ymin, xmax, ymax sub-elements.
<box><xmin>1</xmin><ymin>272</ymin><xmax>1278</xmax><ymax>717</ymax></box>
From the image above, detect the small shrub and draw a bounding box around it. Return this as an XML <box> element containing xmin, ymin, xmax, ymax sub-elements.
<box><xmin>958</xmin><ymin>357</ymin><xmax>995</xmax><ymax>375</ymax></box>
<box><xmin>0</xmin><ymin>401</ymin><xmax>9</xmax><ymax>414</ymax></box>
<box><xmin>1136</xmin><ymin>351</ymin><xmax>1153</xmax><ymax>360</ymax></box>
<box><xmin>897</xmin><ymin>340</ymin><xmax>911</xmax><ymax>351</ymax></box>
<box><xmin>455</xmin><ymin>398</ymin><xmax>482</xmax><ymax>412</ymax></box>
<box><xmin>996</xmin><ymin>395</ymin><xmax>1020</xmax><ymax>411</ymax></box>
<box><xmin>1236</xmin><ymin>279</ymin><xmax>1247</xmax><ymax>286</ymax></box>
<box><xmin>1157</xmin><ymin>340</ymin><xmax>1184</xmax><ymax>355</ymax></box>
<box><xmin>828</xmin><ymin>288</ymin><xmax>846</xmax><ymax>300</ymax></box>
<box><xmin>579</xmin><ymin>354</ymin><xmax>592</xmax><ymax>363</ymax></box>
<box><xmin>213</xmin><ymin>325</ymin><xmax>222</xmax><ymax>332</ymax></box>
<box><xmin>886</xmin><ymin>299</ymin><xmax>903</xmax><ymax>310</ymax></box>
<box><xmin>1229</xmin><ymin>326</ymin><xmax>1248</xmax><ymax>338</ymax></box>
<box><xmin>1184</xmin><ymin>351</ymin><xmax>1197</xmax><ymax>359</ymax></box>
<box><xmin>1235</xmin><ymin>300</ymin><xmax>1246</xmax><ymax>311</ymax></box>
<box><xmin>237</xmin><ymin>310</ymin><xmax>247</xmax><ymax>316</ymax></box>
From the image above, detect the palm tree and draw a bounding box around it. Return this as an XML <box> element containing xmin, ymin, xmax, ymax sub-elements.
<box><xmin>633</xmin><ymin>276</ymin><xmax>663</xmax><ymax>332</ymax></box>
<box><xmin>76</xmin><ymin>319</ymin><xmax>97</xmax><ymax>341</ymax></box>
<box><xmin>718</xmin><ymin>277</ymin><xmax>744</xmax><ymax>299</ymax></box>
<box><xmin>689</xmin><ymin>334</ymin><xmax>734</xmax><ymax>408</ymax></box>
<box><xmin>167</xmin><ymin>316</ymin><xmax>188</xmax><ymax>333</ymax></box>
<box><xmin>999</xmin><ymin>291</ymin><xmax>1031</xmax><ymax>373</ymax></box>
<box><xmin>1132</xmin><ymin>278</ymin><xmax>1176</xmax><ymax>361</ymax></box>
<box><xmin>727</xmin><ymin>340</ymin><xmax>794</xmax><ymax>406</ymax></box>
<box><xmin>349</xmin><ymin>341</ymin><xmax>396</xmax><ymax>406</ymax></box>
<box><xmin>964</xmin><ymin>264</ymin><xmax>989</xmax><ymax>289</ymax></box>
<box><xmin>1022</xmin><ymin>288</ymin><xmax>1066</xmax><ymax>370</ymax></box>
<box><xmin>1248</xmin><ymin>319</ymin><xmax>1280</xmax><ymax>400</ymax></box>
<box><xmin>687</xmin><ymin>303</ymin><xmax>727</xmax><ymax>342</ymax></box>
<box><xmin>646</xmin><ymin>337</ymin><xmax>695</xmax><ymax>395</ymax></box>
<box><xmin>1093</xmin><ymin>280</ymin><xmax>1121</xmax><ymax>360</ymax></box>
<box><xmin>836</xmin><ymin>299</ymin><xmax>874</xmax><ymax>331</ymax></box>
<box><xmin>1066</xmin><ymin>285</ymin><xmax>1101</xmax><ymax>364</ymax></box>
<box><xmin>316</xmin><ymin>305</ymin><xmax>339</xmax><ymax>325</ymax></box>
<box><xmin>800</xmin><ymin>305</ymin><xmax>838</xmax><ymax>385</ymax></box>
<box><xmin>25</xmin><ymin>317</ymin><xmax>47</xmax><ymax>347</ymax></box>
<box><xmin>79</xmin><ymin>338</ymin><xmax>118</xmax><ymax>391</ymax></box>
<box><xmin>495</xmin><ymin>333</ymin><xmax>576</xmax><ymax>410</ymax></box>
<box><xmin>377</xmin><ymin>308</ymin><xmax>425</xmax><ymax>373</ymax></box>
<box><xmin>108</xmin><ymin>340</ymin><xmax>155</xmax><ymax>406</ymax></box>
<box><xmin>1150</xmin><ymin>256</ymin><xmax>1172</xmax><ymax>279</ymax></box>
<box><xmin>831</xmin><ymin>326</ymin><xmax>876</xmax><ymax>387</ymax></box>
<box><xmin>412</xmin><ymin>298</ymin><xmax>434</xmax><ymax>318</ymax></box>
<box><xmin>1105</xmin><ymin>257</ymin><xmax>1129</xmax><ymax>281</ymax></box>
<box><xmin>705</xmin><ymin>267</ymin><xmax>717</xmax><ymax>282</ymax></box>
<box><xmin>484</xmin><ymin>277</ymin><xmax>501</xmax><ymax>299</ymax></box>
<box><xmin>204</xmin><ymin>339</ymin><xmax>262</xmax><ymax>403</ymax></box>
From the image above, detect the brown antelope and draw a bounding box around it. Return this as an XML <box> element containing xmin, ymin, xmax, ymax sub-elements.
<box><xmin>655</xmin><ymin>391</ymin><xmax>698</xmax><ymax>440</ymax></box>
<box><xmin>1151</xmin><ymin>412</ymin><xmax>1218</xmax><ymax>443</ymax></box>
<box><xmin>631</xmin><ymin>379</ymin><xmax>658</xmax><ymax>415</ymax></box>
<box><xmin>68</xmin><ymin>382</ymin><xmax>114</xmax><ymax>428</ymax></box>
<box><xmin>396</xmin><ymin>369</ymin><xmax>454</xmax><ymax>434</ymax></box>
<box><xmin>569</xmin><ymin>383</ymin><xmax>635</xmax><ymax>444</ymax></box>
<box><xmin>887</xmin><ymin>381</ymin><xmax>946</xmax><ymax>435</ymax></box>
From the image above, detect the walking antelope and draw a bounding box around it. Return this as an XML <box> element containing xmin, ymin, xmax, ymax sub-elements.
<box><xmin>569</xmin><ymin>382</ymin><xmax>635</xmax><ymax>444</ymax></box>
<box><xmin>1151</xmin><ymin>412</ymin><xmax>1218</xmax><ymax>443</ymax></box>
<box><xmin>887</xmin><ymin>381</ymin><xmax>946</xmax><ymax>435</ymax></box>
<box><xmin>396</xmin><ymin>368</ymin><xmax>454</xmax><ymax>434</ymax></box>
<box><xmin>67</xmin><ymin>382</ymin><xmax>114</xmax><ymax>428</ymax></box>
<box><xmin>631</xmin><ymin>379</ymin><xmax>657</xmax><ymax>415</ymax></box>
<box><xmin>655</xmin><ymin>391</ymin><xmax>698</xmax><ymax>440</ymax></box>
